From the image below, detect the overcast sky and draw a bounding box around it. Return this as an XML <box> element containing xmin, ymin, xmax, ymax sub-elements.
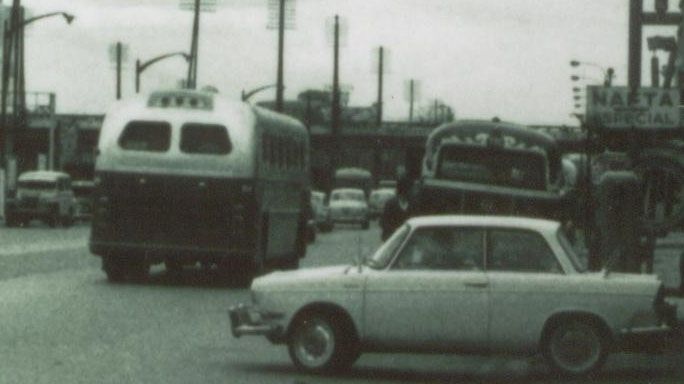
<box><xmin>11</xmin><ymin>0</ymin><xmax>678</xmax><ymax>125</ymax></box>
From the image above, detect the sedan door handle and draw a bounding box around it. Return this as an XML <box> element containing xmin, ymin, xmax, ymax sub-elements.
<box><xmin>464</xmin><ymin>281</ymin><xmax>488</xmax><ymax>288</ymax></box>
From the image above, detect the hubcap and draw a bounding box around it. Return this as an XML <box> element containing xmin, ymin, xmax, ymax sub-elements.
<box><xmin>293</xmin><ymin>318</ymin><xmax>335</xmax><ymax>368</ymax></box>
<box><xmin>550</xmin><ymin>323</ymin><xmax>601</xmax><ymax>373</ymax></box>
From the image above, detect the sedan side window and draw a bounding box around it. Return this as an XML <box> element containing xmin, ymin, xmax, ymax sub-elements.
<box><xmin>392</xmin><ymin>227</ymin><xmax>483</xmax><ymax>271</ymax></box>
<box><xmin>488</xmin><ymin>229</ymin><xmax>562</xmax><ymax>273</ymax></box>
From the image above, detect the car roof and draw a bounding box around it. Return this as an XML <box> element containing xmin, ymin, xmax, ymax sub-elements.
<box><xmin>406</xmin><ymin>215</ymin><xmax>560</xmax><ymax>232</ymax></box>
<box><xmin>18</xmin><ymin>171</ymin><xmax>70</xmax><ymax>182</ymax></box>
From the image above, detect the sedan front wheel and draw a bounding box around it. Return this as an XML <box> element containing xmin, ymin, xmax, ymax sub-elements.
<box><xmin>287</xmin><ymin>313</ymin><xmax>356</xmax><ymax>373</ymax></box>
<box><xmin>543</xmin><ymin>319</ymin><xmax>608</xmax><ymax>376</ymax></box>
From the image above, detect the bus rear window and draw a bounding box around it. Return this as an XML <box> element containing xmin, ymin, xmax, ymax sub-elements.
<box><xmin>180</xmin><ymin>124</ymin><xmax>232</xmax><ymax>155</ymax></box>
<box><xmin>118</xmin><ymin>121</ymin><xmax>171</xmax><ymax>152</ymax></box>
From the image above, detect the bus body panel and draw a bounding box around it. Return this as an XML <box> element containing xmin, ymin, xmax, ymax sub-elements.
<box><xmin>89</xmin><ymin>89</ymin><xmax>310</xmax><ymax>270</ymax></box>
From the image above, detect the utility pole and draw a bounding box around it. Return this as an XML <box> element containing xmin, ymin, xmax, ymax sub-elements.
<box><xmin>409</xmin><ymin>79</ymin><xmax>415</xmax><ymax>122</ymax></box>
<box><xmin>275</xmin><ymin>0</ymin><xmax>285</xmax><ymax>112</ymax></box>
<box><xmin>376</xmin><ymin>46</ymin><xmax>383</xmax><ymax>127</ymax></box>
<box><xmin>628</xmin><ymin>0</ymin><xmax>643</xmax><ymax>90</ymax></box>
<box><xmin>116</xmin><ymin>42</ymin><xmax>122</xmax><ymax>100</ymax></box>
<box><xmin>187</xmin><ymin>0</ymin><xmax>200</xmax><ymax>89</ymax></box>
<box><xmin>330</xmin><ymin>14</ymin><xmax>341</xmax><ymax>175</ymax></box>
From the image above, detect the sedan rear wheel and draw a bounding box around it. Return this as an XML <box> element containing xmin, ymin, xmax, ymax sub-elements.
<box><xmin>288</xmin><ymin>313</ymin><xmax>355</xmax><ymax>373</ymax></box>
<box><xmin>543</xmin><ymin>319</ymin><xmax>608</xmax><ymax>376</ymax></box>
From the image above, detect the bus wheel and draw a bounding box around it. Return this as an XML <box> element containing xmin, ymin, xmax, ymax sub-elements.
<box><xmin>102</xmin><ymin>256</ymin><xmax>126</xmax><ymax>283</ymax></box>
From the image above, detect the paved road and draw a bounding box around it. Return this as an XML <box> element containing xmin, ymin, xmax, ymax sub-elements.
<box><xmin>0</xmin><ymin>222</ymin><xmax>683</xmax><ymax>383</ymax></box>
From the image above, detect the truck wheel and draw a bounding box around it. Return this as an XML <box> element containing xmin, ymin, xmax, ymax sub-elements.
<box><xmin>542</xmin><ymin>319</ymin><xmax>608</xmax><ymax>376</ymax></box>
<box><xmin>165</xmin><ymin>259</ymin><xmax>184</xmax><ymax>277</ymax></box>
<box><xmin>288</xmin><ymin>313</ymin><xmax>357</xmax><ymax>373</ymax></box>
<box><xmin>362</xmin><ymin>220</ymin><xmax>370</xmax><ymax>230</ymax></box>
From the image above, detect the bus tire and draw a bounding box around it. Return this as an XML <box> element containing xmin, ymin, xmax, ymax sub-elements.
<box><xmin>102</xmin><ymin>256</ymin><xmax>126</xmax><ymax>283</ymax></box>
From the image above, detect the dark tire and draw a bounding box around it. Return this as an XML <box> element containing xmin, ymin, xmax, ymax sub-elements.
<box><xmin>165</xmin><ymin>259</ymin><xmax>184</xmax><ymax>277</ymax></box>
<box><xmin>127</xmin><ymin>260</ymin><xmax>150</xmax><ymax>282</ymax></box>
<box><xmin>361</xmin><ymin>220</ymin><xmax>370</xmax><ymax>230</ymax></box>
<box><xmin>102</xmin><ymin>256</ymin><xmax>127</xmax><ymax>283</ymax></box>
<box><xmin>281</xmin><ymin>256</ymin><xmax>300</xmax><ymax>271</ymax></box>
<box><xmin>319</xmin><ymin>222</ymin><xmax>333</xmax><ymax>233</ymax></box>
<box><xmin>542</xmin><ymin>318</ymin><xmax>609</xmax><ymax>376</ymax></box>
<box><xmin>287</xmin><ymin>312</ymin><xmax>358</xmax><ymax>373</ymax></box>
<box><xmin>46</xmin><ymin>207</ymin><xmax>59</xmax><ymax>228</ymax></box>
<box><xmin>61</xmin><ymin>210</ymin><xmax>74</xmax><ymax>228</ymax></box>
<box><xmin>5</xmin><ymin>212</ymin><xmax>18</xmax><ymax>227</ymax></box>
<box><xmin>219</xmin><ymin>260</ymin><xmax>255</xmax><ymax>288</ymax></box>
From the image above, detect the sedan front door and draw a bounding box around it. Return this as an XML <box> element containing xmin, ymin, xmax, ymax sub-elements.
<box><xmin>363</xmin><ymin>227</ymin><xmax>489</xmax><ymax>352</ymax></box>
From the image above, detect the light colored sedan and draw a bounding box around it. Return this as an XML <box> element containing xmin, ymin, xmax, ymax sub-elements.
<box><xmin>328</xmin><ymin>188</ymin><xmax>369</xmax><ymax>229</ymax></box>
<box><xmin>229</xmin><ymin>215</ymin><xmax>680</xmax><ymax>376</ymax></box>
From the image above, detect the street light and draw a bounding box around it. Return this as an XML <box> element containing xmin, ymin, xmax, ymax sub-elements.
<box><xmin>570</xmin><ymin>60</ymin><xmax>614</xmax><ymax>86</ymax></box>
<box><xmin>571</xmin><ymin>74</ymin><xmax>602</xmax><ymax>83</ymax></box>
<box><xmin>135</xmin><ymin>52</ymin><xmax>191</xmax><ymax>93</ymax></box>
<box><xmin>21</xmin><ymin>12</ymin><xmax>75</xmax><ymax>28</ymax></box>
<box><xmin>241</xmin><ymin>84</ymin><xmax>278</xmax><ymax>101</ymax></box>
<box><xmin>1</xmin><ymin>10</ymin><xmax>75</xmax><ymax>181</ymax></box>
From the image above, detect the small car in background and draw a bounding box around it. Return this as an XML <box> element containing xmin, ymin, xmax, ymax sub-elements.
<box><xmin>311</xmin><ymin>190</ymin><xmax>333</xmax><ymax>232</ymax></box>
<box><xmin>72</xmin><ymin>180</ymin><xmax>95</xmax><ymax>220</ymax></box>
<box><xmin>368</xmin><ymin>188</ymin><xmax>395</xmax><ymax>218</ymax></box>
<box><xmin>5</xmin><ymin>171</ymin><xmax>76</xmax><ymax>227</ymax></box>
<box><xmin>328</xmin><ymin>188</ymin><xmax>369</xmax><ymax>229</ymax></box>
<box><xmin>229</xmin><ymin>215</ymin><xmax>680</xmax><ymax>376</ymax></box>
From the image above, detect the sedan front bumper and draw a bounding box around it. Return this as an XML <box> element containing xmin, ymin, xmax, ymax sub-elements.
<box><xmin>619</xmin><ymin>324</ymin><xmax>683</xmax><ymax>353</ymax></box>
<box><xmin>228</xmin><ymin>303</ymin><xmax>285</xmax><ymax>342</ymax></box>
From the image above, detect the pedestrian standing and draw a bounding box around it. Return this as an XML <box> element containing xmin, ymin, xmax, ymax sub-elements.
<box><xmin>380</xmin><ymin>176</ymin><xmax>412</xmax><ymax>241</ymax></box>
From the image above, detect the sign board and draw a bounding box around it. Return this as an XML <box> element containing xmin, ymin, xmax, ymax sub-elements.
<box><xmin>586</xmin><ymin>86</ymin><xmax>680</xmax><ymax>129</ymax></box>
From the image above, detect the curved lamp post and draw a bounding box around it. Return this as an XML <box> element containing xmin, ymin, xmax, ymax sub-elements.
<box><xmin>135</xmin><ymin>52</ymin><xmax>191</xmax><ymax>93</ymax></box>
<box><xmin>241</xmin><ymin>84</ymin><xmax>279</xmax><ymax>101</ymax></box>
<box><xmin>1</xmin><ymin>11</ymin><xmax>75</xmax><ymax>174</ymax></box>
<box><xmin>21</xmin><ymin>11</ymin><xmax>75</xmax><ymax>28</ymax></box>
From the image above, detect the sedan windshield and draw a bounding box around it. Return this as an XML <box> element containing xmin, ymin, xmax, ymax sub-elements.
<box><xmin>366</xmin><ymin>224</ymin><xmax>410</xmax><ymax>269</ymax></box>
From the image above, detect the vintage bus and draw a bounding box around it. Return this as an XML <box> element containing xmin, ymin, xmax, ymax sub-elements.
<box><xmin>90</xmin><ymin>89</ymin><xmax>310</xmax><ymax>283</ymax></box>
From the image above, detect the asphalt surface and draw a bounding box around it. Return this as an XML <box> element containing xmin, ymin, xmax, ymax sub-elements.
<box><xmin>0</xmin><ymin>221</ymin><xmax>683</xmax><ymax>383</ymax></box>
